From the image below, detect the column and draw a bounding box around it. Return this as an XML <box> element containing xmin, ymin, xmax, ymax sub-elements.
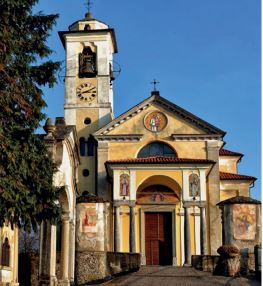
<box><xmin>200</xmin><ymin>206</ymin><xmax>207</xmax><ymax>255</ymax></box>
<box><xmin>129</xmin><ymin>206</ymin><xmax>136</xmax><ymax>253</ymax></box>
<box><xmin>39</xmin><ymin>220</ymin><xmax>57</xmax><ymax>286</ymax></box>
<box><xmin>69</xmin><ymin>219</ymin><xmax>75</xmax><ymax>283</ymax></box>
<box><xmin>184</xmin><ymin>206</ymin><xmax>191</xmax><ymax>266</ymax></box>
<box><xmin>60</xmin><ymin>216</ymin><xmax>70</xmax><ymax>285</ymax></box>
<box><xmin>114</xmin><ymin>206</ymin><xmax>121</xmax><ymax>252</ymax></box>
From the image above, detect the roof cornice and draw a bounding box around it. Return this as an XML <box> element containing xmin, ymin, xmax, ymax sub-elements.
<box><xmin>94</xmin><ymin>134</ymin><xmax>143</xmax><ymax>142</ymax></box>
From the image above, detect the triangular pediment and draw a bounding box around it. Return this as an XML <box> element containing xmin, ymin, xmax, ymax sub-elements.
<box><xmin>93</xmin><ymin>94</ymin><xmax>225</xmax><ymax>138</ymax></box>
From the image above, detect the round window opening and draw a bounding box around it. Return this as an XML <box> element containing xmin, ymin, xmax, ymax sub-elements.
<box><xmin>83</xmin><ymin>169</ymin><xmax>90</xmax><ymax>177</ymax></box>
<box><xmin>84</xmin><ymin>117</ymin><xmax>91</xmax><ymax>125</ymax></box>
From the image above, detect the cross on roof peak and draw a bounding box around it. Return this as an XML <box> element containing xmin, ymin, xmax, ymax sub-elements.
<box><xmin>151</xmin><ymin>79</ymin><xmax>159</xmax><ymax>91</ymax></box>
<box><xmin>85</xmin><ymin>0</ymin><xmax>93</xmax><ymax>13</ymax></box>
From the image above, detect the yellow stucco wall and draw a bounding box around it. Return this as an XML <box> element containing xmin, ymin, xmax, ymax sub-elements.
<box><xmin>219</xmin><ymin>157</ymin><xmax>239</xmax><ymax>174</ymax></box>
<box><xmin>106</xmin><ymin>104</ymin><xmax>207</xmax><ymax>161</ymax></box>
<box><xmin>136</xmin><ymin>170</ymin><xmax>183</xmax><ymax>190</ymax></box>
<box><xmin>220</xmin><ymin>181</ymin><xmax>250</xmax><ymax>201</ymax></box>
<box><xmin>108</xmin><ymin>141</ymin><xmax>206</xmax><ymax>160</ymax></box>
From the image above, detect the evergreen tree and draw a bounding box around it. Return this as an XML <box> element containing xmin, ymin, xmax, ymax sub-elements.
<box><xmin>0</xmin><ymin>0</ymin><xmax>62</xmax><ymax>231</ymax></box>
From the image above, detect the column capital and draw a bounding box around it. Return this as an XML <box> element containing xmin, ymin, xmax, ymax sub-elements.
<box><xmin>183</xmin><ymin>201</ymin><xmax>206</xmax><ymax>208</ymax></box>
<box><xmin>62</xmin><ymin>211</ymin><xmax>70</xmax><ymax>221</ymax></box>
<box><xmin>113</xmin><ymin>200</ymin><xmax>136</xmax><ymax>207</ymax></box>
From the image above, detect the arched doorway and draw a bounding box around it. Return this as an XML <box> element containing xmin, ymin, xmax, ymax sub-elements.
<box><xmin>137</xmin><ymin>176</ymin><xmax>181</xmax><ymax>266</ymax></box>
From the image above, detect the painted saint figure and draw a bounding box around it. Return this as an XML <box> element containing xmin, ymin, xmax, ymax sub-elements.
<box><xmin>150</xmin><ymin>114</ymin><xmax>161</xmax><ymax>132</ymax></box>
<box><xmin>189</xmin><ymin>173</ymin><xmax>200</xmax><ymax>197</ymax></box>
<box><xmin>120</xmin><ymin>174</ymin><xmax>130</xmax><ymax>196</ymax></box>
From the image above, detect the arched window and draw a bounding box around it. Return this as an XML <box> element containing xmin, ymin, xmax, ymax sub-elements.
<box><xmin>1</xmin><ymin>237</ymin><xmax>10</xmax><ymax>267</ymax></box>
<box><xmin>87</xmin><ymin>137</ymin><xmax>94</xmax><ymax>156</ymax></box>
<box><xmin>79</xmin><ymin>137</ymin><xmax>86</xmax><ymax>156</ymax></box>
<box><xmin>137</xmin><ymin>142</ymin><xmax>177</xmax><ymax>158</ymax></box>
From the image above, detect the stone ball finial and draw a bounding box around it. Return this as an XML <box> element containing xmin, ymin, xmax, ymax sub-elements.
<box><xmin>55</xmin><ymin>117</ymin><xmax>66</xmax><ymax>126</ymax></box>
<box><xmin>43</xmin><ymin>117</ymin><xmax>55</xmax><ymax>134</ymax></box>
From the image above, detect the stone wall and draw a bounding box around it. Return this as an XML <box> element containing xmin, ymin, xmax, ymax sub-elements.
<box><xmin>75</xmin><ymin>251</ymin><xmax>140</xmax><ymax>285</ymax></box>
<box><xmin>192</xmin><ymin>255</ymin><xmax>220</xmax><ymax>272</ymax></box>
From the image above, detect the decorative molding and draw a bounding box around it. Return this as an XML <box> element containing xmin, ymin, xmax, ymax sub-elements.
<box><xmin>171</xmin><ymin>134</ymin><xmax>222</xmax><ymax>141</ymax></box>
<box><xmin>94</xmin><ymin>134</ymin><xmax>143</xmax><ymax>142</ymax></box>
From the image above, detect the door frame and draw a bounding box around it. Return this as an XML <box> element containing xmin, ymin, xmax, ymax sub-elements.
<box><xmin>140</xmin><ymin>205</ymin><xmax>177</xmax><ymax>266</ymax></box>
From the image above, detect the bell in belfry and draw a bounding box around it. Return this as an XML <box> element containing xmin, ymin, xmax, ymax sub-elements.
<box><xmin>79</xmin><ymin>47</ymin><xmax>96</xmax><ymax>77</ymax></box>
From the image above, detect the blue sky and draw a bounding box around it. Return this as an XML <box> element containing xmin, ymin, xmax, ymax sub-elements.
<box><xmin>35</xmin><ymin>0</ymin><xmax>261</xmax><ymax>199</ymax></box>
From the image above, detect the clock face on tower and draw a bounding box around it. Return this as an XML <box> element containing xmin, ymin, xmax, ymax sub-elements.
<box><xmin>76</xmin><ymin>82</ymin><xmax>97</xmax><ymax>102</ymax></box>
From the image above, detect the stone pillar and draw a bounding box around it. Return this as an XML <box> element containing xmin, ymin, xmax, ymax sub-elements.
<box><xmin>59</xmin><ymin>216</ymin><xmax>70</xmax><ymax>285</ymax></box>
<box><xmin>184</xmin><ymin>206</ymin><xmax>191</xmax><ymax>266</ymax></box>
<box><xmin>129</xmin><ymin>206</ymin><xmax>136</xmax><ymax>253</ymax></box>
<box><xmin>69</xmin><ymin>219</ymin><xmax>75</xmax><ymax>283</ymax></box>
<box><xmin>39</xmin><ymin>221</ymin><xmax>57</xmax><ymax>286</ymax></box>
<box><xmin>114</xmin><ymin>206</ymin><xmax>121</xmax><ymax>252</ymax></box>
<box><xmin>200</xmin><ymin>206</ymin><xmax>207</xmax><ymax>255</ymax></box>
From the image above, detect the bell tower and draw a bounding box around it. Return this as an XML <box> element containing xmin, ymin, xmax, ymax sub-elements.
<box><xmin>59</xmin><ymin>9</ymin><xmax>118</xmax><ymax>194</ymax></box>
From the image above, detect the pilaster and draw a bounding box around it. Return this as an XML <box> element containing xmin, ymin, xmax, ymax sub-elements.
<box><xmin>206</xmin><ymin>140</ymin><xmax>222</xmax><ymax>254</ymax></box>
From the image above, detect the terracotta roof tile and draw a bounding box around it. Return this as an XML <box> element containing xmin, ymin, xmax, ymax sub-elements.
<box><xmin>106</xmin><ymin>156</ymin><xmax>215</xmax><ymax>164</ymax></box>
<box><xmin>219</xmin><ymin>149</ymin><xmax>243</xmax><ymax>157</ymax></box>
<box><xmin>220</xmin><ymin>171</ymin><xmax>256</xmax><ymax>181</ymax></box>
<box><xmin>217</xmin><ymin>196</ymin><xmax>261</xmax><ymax>205</ymax></box>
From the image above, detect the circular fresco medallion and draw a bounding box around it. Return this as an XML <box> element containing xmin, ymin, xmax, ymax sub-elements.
<box><xmin>144</xmin><ymin>111</ymin><xmax>168</xmax><ymax>133</ymax></box>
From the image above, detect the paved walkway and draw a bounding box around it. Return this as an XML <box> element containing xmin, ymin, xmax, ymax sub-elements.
<box><xmin>93</xmin><ymin>266</ymin><xmax>260</xmax><ymax>286</ymax></box>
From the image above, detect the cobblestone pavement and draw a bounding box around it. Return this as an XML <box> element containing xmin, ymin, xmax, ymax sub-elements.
<box><xmin>92</xmin><ymin>266</ymin><xmax>261</xmax><ymax>286</ymax></box>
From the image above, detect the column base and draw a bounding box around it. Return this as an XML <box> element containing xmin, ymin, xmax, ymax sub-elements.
<box><xmin>39</xmin><ymin>275</ymin><xmax>57</xmax><ymax>286</ymax></box>
<box><xmin>58</xmin><ymin>279</ymin><xmax>70</xmax><ymax>286</ymax></box>
<box><xmin>172</xmin><ymin>256</ymin><xmax>177</xmax><ymax>266</ymax></box>
<box><xmin>183</xmin><ymin>263</ymin><xmax>191</xmax><ymax>267</ymax></box>
<box><xmin>140</xmin><ymin>253</ymin><xmax>146</xmax><ymax>265</ymax></box>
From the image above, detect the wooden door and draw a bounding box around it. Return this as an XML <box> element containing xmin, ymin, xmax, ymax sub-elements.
<box><xmin>145</xmin><ymin>212</ymin><xmax>172</xmax><ymax>265</ymax></box>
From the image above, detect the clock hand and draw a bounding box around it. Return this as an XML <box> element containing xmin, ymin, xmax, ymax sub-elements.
<box><xmin>82</xmin><ymin>91</ymin><xmax>96</xmax><ymax>96</ymax></box>
<box><xmin>86</xmin><ymin>87</ymin><xmax>96</xmax><ymax>92</ymax></box>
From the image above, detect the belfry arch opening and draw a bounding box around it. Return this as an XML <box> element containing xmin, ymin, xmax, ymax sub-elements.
<box><xmin>137</xmin><ymin>141</ymin><xmax>177</xmax><ymax>158</ymax></box>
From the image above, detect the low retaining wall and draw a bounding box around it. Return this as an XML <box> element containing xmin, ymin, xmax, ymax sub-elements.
<box><xmin>192</xmin><ymin>255</ymin><xmax>220</xmax><ymax>272</ymax></box>
<box><xmin>193</xmin><ymin>249</ymin><xmax>260</xmax><ymax>276</ymax></box>
<box><xmin>75</xmin><ymin>251</ymin><xmax>140</xmax><ymax>285</ymax></box>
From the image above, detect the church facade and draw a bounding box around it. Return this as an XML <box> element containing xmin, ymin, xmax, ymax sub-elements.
<box><xmin>0</xmin><ymin>9</ymin><xmax>259</xmax><ymax>286</ymax></box>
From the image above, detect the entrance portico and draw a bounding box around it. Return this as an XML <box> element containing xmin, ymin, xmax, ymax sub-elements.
<box><xmin>105</xmin><ymin>156</ymin><xmax>212</xmax><ymax>266</ymax></box>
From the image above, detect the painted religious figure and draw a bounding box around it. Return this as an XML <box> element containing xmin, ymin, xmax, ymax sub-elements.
<box><xmin>81</xmin><ymin>207</ymin><xmax>98</xmax><ymax>233</ymax></box>
<box><xmin>144</xmin><ymin>111</ymin><xmax>167</xmax><ymax>132</ymax></box>
<box><xmin>120</xmin><ymin>173</ymin><xmax>130</xmax><ymax>197</ymax></box>
<box><xmin>189</xmin><ymin>173</ymin><xmax>200</xmax><ymax>197</ymax></box>
<box><xmin>233</xmin><ymin>204</ymin><xmax>256</xmax><ymax>240</ymax></box>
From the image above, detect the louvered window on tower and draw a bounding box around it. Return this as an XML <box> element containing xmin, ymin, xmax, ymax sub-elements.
<box><xmin>1</xmin><ymin>237</ymin><xmax>10</xmax><ymax>267</ymax></box>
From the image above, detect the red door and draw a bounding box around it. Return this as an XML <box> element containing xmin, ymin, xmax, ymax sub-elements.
<box><xmin>145</xmin><ymin>212</ymin><xmax>172</xmax><ymax>265</ymax></box>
